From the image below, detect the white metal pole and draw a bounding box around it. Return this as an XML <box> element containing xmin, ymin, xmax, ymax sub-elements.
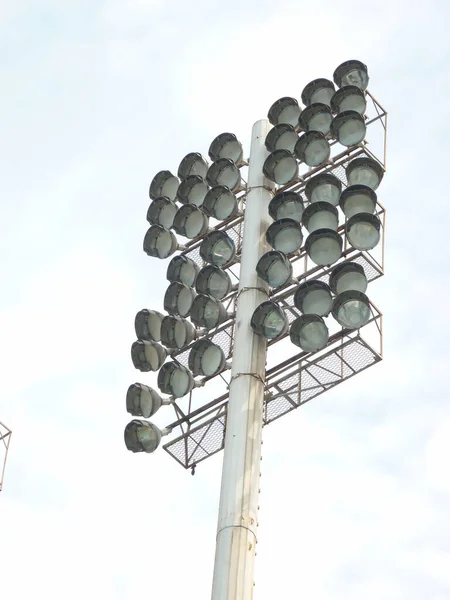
<box><xmin>211</xmin><ymin>119</ymin><xmax>275</xmax><ymax>600</ymax></box>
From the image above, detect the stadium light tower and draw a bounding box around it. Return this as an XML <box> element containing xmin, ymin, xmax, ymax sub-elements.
<box><xmin>125</xmin><ymin>59</ymin><xmax>387</xmax><ymax>599</ymax></box>
<box><xmin>0</xmin><ymin>421</ymin><xmax>12</xmax><ymax>492</ymax></box>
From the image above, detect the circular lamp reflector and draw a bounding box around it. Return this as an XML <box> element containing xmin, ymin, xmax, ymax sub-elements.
<box><xmin>266</xmin><ymin>218</ymin><xmax>303</xmax><ymax>254</ymax></box>
<box><xmin>331</xmin><ymin>110</ymin><xmax>366</xmax><ymax>146</ymax></box>
<box><xmin>166</xmin><ymin>255</ymin><xmax>199</xmax><ymax>287</ymax></box>
<box><xmin>340</xmin><ymin>184</ymin><xmax>377</xmax><ymax>219</ymax></box>
<box><xmin>164</xmin><ymin>282</ymin><xmax>196</xmax><ymax>317</ymax></box>
<box><xmin>332</xmin><ymin>290</ymin><xmax>371</xmax><ymax>329</ymax></box>
<box><xmin>301</xmin><ymin>79</ymin><xmax>335</xmax><ymax>107</ymax></box>
<box><xmin>345</xmin><ymin>213</ymin><xmax>381</xmax><ymax>250</ymax></box>
<box><xmin>200</xmin><ymin>230</ymin><xmax>236</xmax><ymax>267</ymax></box>
<box><xmin>190</xmin><ymin>294</ymin><xmax>228</xmax><ymax>329</ymax></box>
<box><xmin>298</xmin><ymin>103</ymin><xmax>333</xmax><ymax>136</ymax></box>
<box><xmin>329</xmin><ymin>262</ymin><xmax>367</xmax><ymax>295</ymax></box>
<box><xmin>294</xmin><ymin>280</ymin><xmax>333</xmax><ymax>317</ymax></box>
<box><xmin>256</xmin><ymin>250</ymin><xmax>293</xmax><ymax>288</ymax></box>
<box><xmin>147</xmin><ymin>197</ymin><xmax>177</xmax><ymax>229</ymax></box>
<box><xmin>177</xmin><ymin>175</ymin><xmax>209</xmax><ymax>206</ymax></box>
<box><xmin>302</xmin><ymin>202</ymin><xmax>339</xmax><ymax>233</ymax></box>
<box><xmin>149</xmin><ymin>171</ymin><xmax>179</xmax><ymax>201</ymax></box>
<box><xmin>188</xmin><ymin>339</ymin><xmax>226</xmax><ymax>377</ymax></box>
<box><xmin>143</xmin><ymin>225</ymin><xmax>178</xmax><ymax>259</ymax></box>
<box><xmin>173</xmin><ymin>204</ymin><xmax>209</xmax><ymax>239</ymax></box>
<box><xmin>160</xmin><ymin>315</ymin><xmax>196</xmax><ymax>350</ymax></box>
<box><xmin>305</xmin><ymin>173</ymin><xmax>342</xmax><ymax>206</ymax></box>
<box><xmin>268</xmin><ymin>97</ymin><xmax>301</xmax><ymax>127</ymax></box>
<box><xmin>333</xmin><ymin>60</ymin><xmax>369</xmax><ymax>91</ymax></box>
<box><xmin>269</xmin><ymin>191</ymin><xmax>304</xmax><ymax>222</ymax></box>
<box><xmin>331</xmin><ymin>85</ymin><xmax>366</xmax><ymax>115</ymax></box>
<box><xmin>126</xmin><ymin>383</ymin><xmax>163</xmax><ymax>419</ymax></box>
<box><xmin>206</xmin><ymin>158</ymin><xmax>242</xmax><ymax>192</ymax></box>
<box><xmin>196</xmin><ymin>265</ymin><xmax>232</xmax><ymax>300</ymax></box>
<box><xmin>295</xmin><ymin>132</ymin><xmax>330</xmax><ymax>167</ymax></box>
<box><xmin>203</xmin><ymin>185</ymin><xmax>238</xmax><ymax>221</ymax></box>
<box><xmin>346</xmin><ymin>157</ymin><xmax>384</xmax><ymax>190</ymax></box>
<box><xmin>265</xmin><ymin>124</ymin><xmax>298</xmax><ymax>153</ymax></box>
<box><xmin>135</xmin><ymin>309</ymin><xmax>164</xmax><ymax>342</ymax></box>
<box><xmin>157</xmin><ymin>362</ymin><xmax>195</xmax><ymax>398</ymax></box>
<box><xmin>178</xmin><ymin>152</ymin><xmax>209</xmax><ymax>180</ymax></box>
<box><xmin>208</xmin><ymin>133</ymin><xmax>244</xmax><ymax>165</ymax></box>
<box><xmin>251</xmin><ymin>301</ymin><xmax>289</xmax><ymax>340</ymax></box>
<box><xmin>263</xmin><ymin>149</ymin><xmax>298</xmax><ymax>185</ymax></box>
<box><xmin>131</xmin><ymin>340</ymin><xmax>167</xmax><ymax>372</ymax></box>
<box><xmin>290</xmin><ymin>314</ymin><xmax>329</xmax><ymax>352</ymax></box>
<box><xmin>124</xmin><ymin>420</ymin><xmax>163</xmax><ymax>453</ymax></box>
<box><xmin>305</xmin><ymin>229</ymin><xmax>343</xmax><ymax>266</ymax></box>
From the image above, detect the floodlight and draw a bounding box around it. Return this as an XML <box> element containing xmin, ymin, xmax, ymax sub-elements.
<box><xmin>124</xmin><ymin>419</ymin><xmax>166</xmax><ymax>453</ymax></box>
<box><xmin>266</xmin><ymin>219</ymin><xmax>303</xmax><ymax>254</ymax></box>
<box><xmin>131</xmin><ymin>339</ymin><xmax>167</xmax><ymax>372</ymax></box>
<box><xmin>265</xmin><ymin>124</ymin><xmax>298</xmax><ymax>153</ymax></box>
<box><xmin>332</xmin><ymin>290</ymin><xmax>371</xmax><ymax>329</ymax></box>
<box><xmin>196</xmin><ymin>265</ymin><xmax>232</xmax><ymax>300</ymax></box>
<box><xmin>134</xmin><ymin>309</ymin><xmax>164</xmax><ymax>342</ymax></box>
<box><xmin>329</xmin><ymin>262</ymin><xmax>368</xmax><ymax>295</ymax></box>
<box><xmin>268</xmin><ymin>97</ymin><xmax>301</xmax><ymax>127</ymax></box>
<box><xmin>147</xmin><ymin>197</ymin><xmax>178</xmax><ymax>229</ymax></box>
<box><xmin>346</xmin><ymin>157</ymin><xmax>384</xmax><ymax>190</ymax></box>
<box><xmin>167</xmin><ymin>255</ymin><xmax>199</xmax><ymax>287</ymax></box>
<box><xmin>188</xmin><ymin>339</ymin><xmax>227</xmax><ymax>377</ymax></box>
<box><xmin>269</xmin><ymin>191</ymin><xmax>304</xmax><ymax>222</ymax></box>
<box><xmin>331</xmin><ymin>86</ymin><xmax>366</xmax><ymax>115</ymax></box>
<box><xmin>305</xmin><ymin>229</ymin><xmax>343</xmax><ymax>266</ymax></box>
<box><xmin>149</xmin><ymin>170</ymin><xmax>179</xmax><ymax>201</ymax></box>
<box><xmin>160</xmin><ymin>315</ymin><xmax>197</xmax><ymax>350</ymax></box>
<box><xmin>330</xmin><ymin>110</ymin><xmax>366</xmax><ymax>146</ymax></box>
<box><xmin>263</xmin><ymin>150</ymin><xmax>298</xmax><ymax>185</ymax></box>
<box><xmin>333</xmin><ymin>60</ymin><xmax>369</xmax><ymax>91</ymax></box>
<box><xmin>206</xmin><ymin>158</ymin><xmax>242</xmax><ymax>192</ymax></box>
<box><xmin>203</xmin><ymin>185</ymin><xmax>239</xmax><ymax>221</ymax></box>
<box><xmin>200</xmin><ymin>230</ymin><xmax>236</xmax><ymax>267</ymax></box>
<box><xmin>298</xmin><ymin>103</ymin><xmax>333</xmax><ymax>136</ymax></box>
<box><xmin>250</xmin><ymin>301</ymin><xmax>289</xmax><ymax>340</ymax></box>
<box><xmin>190</xmin><ymin>294</ymin><xmax>230</xmax><ymax>329</ymax></box>
<box><xmin>157</xmin><ymin>361</ymin><xmax>195</xmax><ymax>398</ymax></box>
<box><xmin>173</xmin><ymin>204</ymin><xmax>209</xmax><ymax>239</ymax></box>
<box><xmin>294</xmin><ymin>132</ymin><xmax>330</xmax><ymax>167</ymax></box>
<box><xmin>345</xmin><ymin>213</ymin><xmax>381</xmax><ymax>250</ymax></box>
<box><xmin>301</xmin><ymin>79</ymin><xmax>335</xmax><ymax>107</ymax></box>
<box><xmin>302</xmin><ymin>202</ymin><xmax>339</xmax><ymax>233</ymax></box>
<box><xmin>178</xmin><ymin>152</ymin><xmax>209</xmax><ymax>180</ymax></box>
<box><xmin>126</xmin><ymin>383</ymin><xmax>170</xmax><ymax>419</ymax></box>
<box><xmin>290</xmin><ymin>314</ymin><xmax>329</xmax><ymax>352</ymax></box>
<box><xmin>339</xmin><ymin>184</ymin><xmax>377</xmax><ymax>219</ymax></box>
<box><xmin>208</xmin><ymin>133</ymin><xmax>244</xmax><ymax>165</ymax></box>
<box><xmin>164</xmin><ymin>282</ymin><xmax>196</xmax><ymax>317</ymax></box>
<box><xmin>304</xmin><ymin>173</ymin><xmax>342</xmax><ymax>206</ymax></box>
<box><xmin>143</xmin><ymin>225</ymin><xmax>179</xmax><ymax>259</ymax></box>
<box><xmin>256</xmin><ymin>250</ymin><xmax>293</xmax><ymax>288</ymax></box>
<box><xmin>293</xmin><ymin>280</ymin><xmax>333</xmax><ymax>316</ymax></box>
<box><xmin>177</xmin><ymin>175</ymin><xmax>209</xmax><ymax>206</ymax></box>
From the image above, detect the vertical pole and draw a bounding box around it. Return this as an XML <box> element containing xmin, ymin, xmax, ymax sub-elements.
<box><xmin>211</xmin><ymin>120</ymin><xmax>275</xmax><ymax>600</ymax></box>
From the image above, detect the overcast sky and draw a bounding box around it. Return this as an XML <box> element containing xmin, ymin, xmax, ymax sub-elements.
<box><xmin>1</xmin><ymin>0</ymin><xmax>450</xmax><ymax>598</ymax></box>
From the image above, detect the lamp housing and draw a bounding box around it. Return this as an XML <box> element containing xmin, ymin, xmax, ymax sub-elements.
<box><xmin>149</xmin><ymin>170</ymin><xmax>179</xmax><ymax>201</ymax></box>
<box><xmin>131</xmin><ymin>340</ymin><xmax>167</xmax><ymax>372</ymax></box>
<box><xmin>333</xmin><ymin>60</ymin><xmax>369</xmax><ymax>91</ymax></box>
<box><xmin>166</xmin><ymin>255</ymin><xmax>199</xmax><ymax>287</ymax></box>
<box><xmin>345</xmin><ymin>213</ymin><xmax>381</xmax><ymax>250</ymax></box>
<box><xmin>265</xmin><ymin>123</ymin><xmax>298</xmax><ymax>153</ymax></box>
<box><xmin>331</xmin><ymin>85</ymin><xmax>366</xmax><ymax>115</ymax></box>
<box><xmin>268</xmin><ymin>97</ymin><xmax>301</xmax><ymax>127</ymax></box>
<box><xmin>251</xmin><ymin>301</ymin><xmax>289</xmax><ymax>340</ymax></box>
<box><xmin>160</xmin><ymin>315</ymin><xmax>197</xmax><ymax>350</ymax></box>
<box><xmin>256</xmin><ymin>250</ymin><xmax>293</xmax><ymax>289</ymax></box>
<box><xmin>157</xmin><ymin>362</ymin><xmax>195</xmax><ymax>398</ymax></box>
<box><xmin>126</xmin><ymin>383</ymin><xmax>166</xmax><ymax>419</ymax></box>
<box><xmin>293</xmin><ymin>280</ymin><xmax>333</xmax><ymax>316</ymax></box>
<box><xmin>164</xmin><ymin>282</ymin><xmax>196</xmax><ymax>317</ymax></box>
<box><xmin>178</xmin><ymin>152</ymin><xmax>209</xmax><ymax>180</ymax></box>
<box><xmin>173</xmin><ymin>204</ymin><xmax>209</xmax><ymax>239</ymax></box>
<box><xmin>200</xmin><ymin>230</ymin><xmax>236</xmax><ymax>267</ymax></box>
<box><xmin>266</xmin><ymin>218</ymin><xmax>303</xmax><ymax>255</ymax></box>
<box><xmin>339</xmin><ymin>184</ymin><xmax>377</xmax><ymax>219</ymax></box>
<box><xmin>203</xmin><ymin>185</ymin><xmax>239</xmax><ymax>221</ymax></box>
<box><xmin>263</xmin><ymin>149</ymin><xmax>299</xmax><ymax>185</ymax></box>
<box><xmin>143</xmin><ymin>225</ymin><xmax>178</xmax><ymax>259</ymax></box>
<box><xmin>195</xmin><ymin>265</ymin><xmax>232</xmax><ymax>300</ymax></box>
<box><xmin>269</xmin><ymin>191</ymin><xmax>304</xmax><ymax>222</ymax></box>
<box><xmin>290</xmin><ymin>314</ymin><xmax>329</xmax><ymax>352</ymax></box>
<box><xmin>302</xmin><ymin>202</ymin><xmax>339</xmax><ymax>233</ymax></box>
<box><xmin>124</xmin><ymin>420</ymin><xmax>165</xmax><ymax>453</ymax></box>
<box><xmin>206</xmin><ymin>158</ymin><xmax>242</xmax><ymax>192</ymax></box>
<box><xmin>301</xmin><ymin>78</ymin><xmax>335</xmax><ymax>107</ymax></box>
<box><xmin>329</xmin><ymin>262</ymin><xmax>368</xmax><ymax>295</ymax></box>
<box><xmin>346</xmin><ymin>157</ymin><xmax>384</xmax><ymax>190</ymax></box>
<box><xmin>332</xmin><ymin>290</ymin><xmax>371</xmax><ymax>329</ymax></box>
<box><xmin>331</xmin><ymin>110</ymin><xmax>366</xmax><ymax>147</ymax></box>
<box><xmin>188</xmin><ymin>339</ymin><xmax>227</xmax><ymax>377</ymax></box>
<box><xmin>298</xmin><ymin>103</ymin><xmax>333</xmax><ymax>136</ymax></box>
<box><xmin>305</xmin><ymin>228</ymin><xmax>343</xmax><ymax>266</ymax></box>
<box><xmin>208</xmin><ymin>133</ymin><xmax>244</xmax><ymax>165</ymax></box>
<box><xmin>134</xmin><ymin>309</ymin><xmax>164</xmax><ymax>342</ymax></box>
<box><xmin>190</xmin><ymin>294</ymin><xmax>229</xmax><ymax>329</ymax></box>
<box><xmin>177</xmin><ymin>175</ymin><xmax>209</xmax><ymax>207</ymax></box>
<box><xmin>305</xmin><ymin>172</ymin><xmax>342</xmax><ymax>206</ymax></box>
<box><xmin>147</xmin><ymin>196</ymin><xmax>178</xmax><ymax>229</ymax></box>
<box><xmin>294</xmin><ymin>131</ymin><xmax>330</xmax><ymax>167</ymax></box>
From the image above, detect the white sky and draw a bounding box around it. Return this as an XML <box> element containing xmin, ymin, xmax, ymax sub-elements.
<box><xmin>1</xmin><ymin>0</ymin><xmax>450</xmax><ymax>598</ymax></box>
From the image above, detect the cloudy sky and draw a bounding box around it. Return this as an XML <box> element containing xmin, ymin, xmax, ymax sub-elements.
<box><xmin>1</xmin><ymin>0</ymin><xmax>450</xmax><ymax>598</ymax></box>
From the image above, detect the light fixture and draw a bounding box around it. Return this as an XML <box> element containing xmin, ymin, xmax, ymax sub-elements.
<box><xmin>256</xmin><ymin>250</ymin><xmax>293</xmax><ymax>288</ymax></box>
<box><xmin>167</xmin><ymin>255</ymin><xmax>199</xmax><ymax>287</ymax></box>
<box><xmin>177</xmin><ymin>175</ymin><xmax>209</xmax><ymax>206</ymax></box>
<box><xmin>178</xmin><ymin>152</ymin><xmax>209</xmax><ymax>180</ymax></box>
<box><xmin>331</xmin><ymin>86</ymin><xmax>366</xmax><ymax>115</ymax></box>
<box><xmin>173</xmin><ymin>204</ymin><xmax>209</xmax><ymax>239</ymax></box>
<box><xmin>160</xmin><ymin>315</ymin><xmax>197</xmax><ymax>350</ymax></box>
<box><xmin>188</xmin><ymin>339</ymin><xmax>227</xmax><ymax>377</ymax></box>
<box><xmin>339</xmin><ymin>184</ymin><xmax>377</xmax><ymax>219</ymax></box>
<box><xmin>266</xmin><ymin>218</ymin><xmax>303</xmax><ymax>254</ymax></box>
<box><xmin>157</xmin><ymin>361</ymin><xmax>195</xmax><ymax>398</ymax></box>
<box><xmin>263</xmin><ymin>149</ymin><xmax>298</xmax><ymax>185</ymax></box>
<box><xmin>131</xmin><ymin>339</ymin><xmax>167</xmax><ymax>372</ymax></box>
<box><xmin>295</xmin><ymin>132</ymin><xmax>330</xmax><ymax>167</ymax></box>
<box><xmin>329</xmin><ymin>262</ymin><xmax>368</xmax><ymax>295</ymax></box>
<box><xmin>200</xmin><ymin>230</ymin><xmax>236</xmax><ymax>267</ymax></box>
<box><xmin>332</xmin><ymin>290</ymin><xmax>371</xmax><ymax>329</ymax></box>
<box><xmin>333</xmin><ymin>60</ymin><xmax>369</xmax><ymax>91</ymax></box>
<box><xmin>290</xmin><ymin>314</ymin><xmax>329</xmax><ymax>352</ymax></box>
<box><xmin>304</xmin><ymin>173</ymin><xmax>342</xmax><ymax>206</ymax></box>
<box><xmin>208</xmin><ymin>133</ymin><xmax>244</xmax><ymax>165</ymax></box>
<box><xmin>124</xmin><ymin>419</ymin><xmax>168</xmax><ymax>453</ymax></box>
<box><xmin>206</xmin><ymin>158</ymin><xmax>242</xmax><ymax>192</ymax></box>
<box><xmin>305</xmin><ymin>229</ymin><xmax>343</xmax><ymax>266</ymax></box>
<box><xmin>293</xmin><ymin>280</ymin><xmax>333</xmax><ymax>316</ymax></box>
<box><xmin>196</xmin><ymin>265</ymin><xmax>232</xmax><ymax>300</ymax></box>
<box><xmin>331</xmin><ymin>111</ymin><xmax>366</xmax><ymax>146</ymax></box>
<box><xmin>298</xmin><ymin>103</ymin><xmax>333</xmax><ymax>136</ymax></box>
<box><xmin>164</xmin><ymin>282</ymin><xmax>196</xmax><ymax>317</ymax></box>
<box><xmin>301</xmin><ymin>79</ymin><xmax>335</xmax><ymax>107</ymax></box>
<box><xmin>268</xmin><ymin>97</ymin><xmax>301</xmax><ymax>128</ymax></box>
<box><xmin>147</xmin><ymin>197</ymin><xmax>178</xmax><ymax>229</ymax></box>
<box><xmin>302</xmin><ymin>202</ymin><xmax>339</xmax><ymax>233</ymax></box>
<box><xmin>345</xmin><ymin>213</ymin><xmax>381</xmax><ymax>250</ymax></box>
<box><xmin>190</xmin><ymin>294</ymin><xmax>230</xmax><ymax>329</ymax></box>
<box><xmin>203</xmin><ymin>185</ymin><xmax>239</xmax><ymax>221</ymax></box>
<box><xmin>346</xmin><ymin>157</ymin><xmax>384</xmax><ymax>190</ymax></box>
<box><xmin>250</xmin><ymin>301</ymin><xmax>289</xmax><ymax>340</ymax></box>
<box><xmin>149</xmin><ymin>170</ymin><xmax>179</xmax><ymax>201</ymax></box>
<box><xmin>269</xmin><ymin>191</ymin><xmax>304</xmax><ymax>222</ymax></box>
<box><xmin>135</xmin><ymin>309</ymin><xmax>164</xmax><ymax>342</ymax></box>
<box><xmin>126</xmin><ymin>383</ymin><xmax>171</xmax><ymax>419</ymax></box>
<box><xmin>265</xmin><ymin>124</ymin><xmax>298</xmax><ymax>153</ymax></box>
<box><xmin>143</xmin><ymin>225</ymin><xmax>179</xmax><ymax>259</ymax></box>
